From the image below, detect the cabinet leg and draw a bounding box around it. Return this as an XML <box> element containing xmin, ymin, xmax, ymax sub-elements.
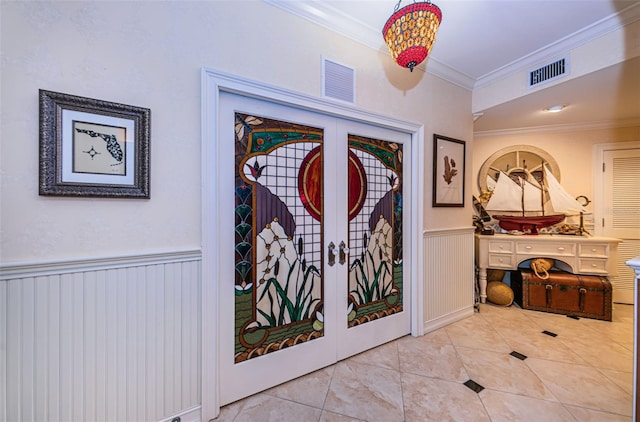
<box><xmin>478</xmin><ymin>268</ymin><xmax>487</xmax><ymax>304</ymax></box>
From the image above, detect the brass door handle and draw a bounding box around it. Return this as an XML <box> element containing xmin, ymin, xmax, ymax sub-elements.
<box><xmin>339</xmin><ymin>241</ymin><xmax>350</xmax><ymax>266</ymax></box>
<box><xmin>328</xmin><ymin>242</ymin><xmax>337</xmax><ymax>267</ymax></box>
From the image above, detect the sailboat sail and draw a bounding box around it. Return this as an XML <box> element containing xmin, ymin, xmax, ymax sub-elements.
<box><xmin>522</xmin><ymin>178</ymin><xmax>544</xmax><ymax>212</ymax></box>
<box><xmin>485</xmin><ymin>168</ymin><xmax>585</xmax><ymax>215</ymax></box>
<box><xmin>485</xmin><ymin>172</ymin><xmax>524</xmax><ymax>212</ymax></box>
<box><xmin>484</xmin><ymin>166</ymin><xmax>584</xmax><ymax>234</ymax></box>
<box><xmin>544</xmin><ymin>165</ymin><xmax>587</xmax><ymax>215</ymax></box>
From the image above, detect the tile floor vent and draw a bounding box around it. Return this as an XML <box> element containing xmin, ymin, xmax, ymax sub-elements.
<box><xmin>527</xmin><ymin>57</ymin><xmax>568</xmax><ymax>88</ymax></box>
<box><xmin>322</xmin><ymin>57</ymin><xmax>355</xmax><ymax>103</ymax></box>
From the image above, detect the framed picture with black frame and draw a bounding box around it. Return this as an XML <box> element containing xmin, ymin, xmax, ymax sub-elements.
<box><xmin>432</xmin><ymin>134</ymin><xmax>465</xmax><ymax>207</ymax></box>
<box><xmin>39</xmin><ymin>89</ymin><xmax>150</xmax><ymax>198</ymax></box>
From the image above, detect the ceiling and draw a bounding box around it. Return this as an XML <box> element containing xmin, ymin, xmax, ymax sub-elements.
<box><xmin>267</xmin><ymin>0</ymin><xmax>640</xmax><ymax>133</ymax></box>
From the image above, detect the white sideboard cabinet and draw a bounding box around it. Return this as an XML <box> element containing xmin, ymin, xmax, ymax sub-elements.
<box><xmin>475</xmin><ymin>233</ymin><xmax>621</xmax><ymax>303</ymax></box>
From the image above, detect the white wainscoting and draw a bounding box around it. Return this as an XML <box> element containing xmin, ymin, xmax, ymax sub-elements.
<box><xmin>0</xmin><ymin>250</ymin><xmax>202</xmax><ymax>422</ymax></box>
<box><xmin>423</xmin><ymin>227</ymin><xmax>476</xmax><ymax>332</ymax></box>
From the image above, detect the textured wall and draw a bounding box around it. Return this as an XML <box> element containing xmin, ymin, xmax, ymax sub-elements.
<box><xmin>472</xmin><ymin>126</ymin><xmax>640</xmax><ymax>205</ymax></box>
<box><xmin>1</xmin><ymin>2</ymin><xmax>473</xmax><ymax>420</ymax></box>
<box><xmin>1</xmin><ymin>1</ymin><xmax>472</xmax><ymax>263</ymax></box>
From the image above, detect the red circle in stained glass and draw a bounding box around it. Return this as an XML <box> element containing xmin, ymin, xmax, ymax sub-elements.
<box><xmin>347</xmin><ymin>151</ymin><xmax>367</xmax><ymax>220</ymax></box>
<box><xmin>298</xmin><ymin>146</ymin><xmax>367</xmax><ymax>221</ymax></box>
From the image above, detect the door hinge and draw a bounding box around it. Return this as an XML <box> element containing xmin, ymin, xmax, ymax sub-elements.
<box><xmin>602</xmin><ymin>218</ymin><xmax>605</xmax><ymax>227</ymax></box>
<box><xmin>602</xmin><ymin>162</ymin><xmax>605</xmax><ymax>172</ymax></box>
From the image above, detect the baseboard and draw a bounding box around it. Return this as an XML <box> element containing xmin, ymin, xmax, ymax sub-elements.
<box><xmin>158</xmin><ymin>405</ymin><xmax>201</xmax><ymax>422</ymax></box>
<box><xmin>423</xmin><ymin>305</ymin><xmax>475</xmax><ymax>333</ymax></box>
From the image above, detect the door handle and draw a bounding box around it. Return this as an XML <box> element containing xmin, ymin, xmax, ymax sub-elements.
<box><xmin>328</xmin><ymin>242</ymin><xmax>337</xmax><ymax>267</ymax></box>
<box><xmin>339</xmin><ymin>241</ymin><xmax>350</xmax><ymax>266</ymax></box>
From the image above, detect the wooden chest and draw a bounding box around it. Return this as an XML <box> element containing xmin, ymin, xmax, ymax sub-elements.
<box><xmin>511</xmin><ymin>270</ymin><xmax>612</xmax><ymax>321</ymax></box>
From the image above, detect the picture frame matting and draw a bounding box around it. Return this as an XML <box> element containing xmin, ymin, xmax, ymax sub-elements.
<box><xmin>432</xmin><ymin>134</ymin><xmax>465</xmax><ymax>207</ymax></box>
<box><xmin>39</xmin><ymin>89</ymin><xmax>150</xmax><ymax>198</ymax></box>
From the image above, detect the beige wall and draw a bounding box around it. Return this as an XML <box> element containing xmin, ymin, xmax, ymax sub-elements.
<box><xmin>1</xmin><ymin>1</ymin><xmax>472</xmax><ymax>263</ymax></box>
<box><xmin>472</xmin><ymin>126</ymin><xmax>640</xmax><ymax>217</ymax></box>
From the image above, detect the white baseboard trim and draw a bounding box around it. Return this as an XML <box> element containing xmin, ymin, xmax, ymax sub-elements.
<box><xmin>423</xmin><ymin>305</ymin><xmax>475</xmax><ymax>334</ymax></box>
<box><xmin>0</xmin><ymin>248</ymin><xmax>202</xmax><ymax>279</ymax></box>
<box><xmin>158</xmin><ymin>405</ymin><xmax>201</xmax><ymax>422</ymax></box>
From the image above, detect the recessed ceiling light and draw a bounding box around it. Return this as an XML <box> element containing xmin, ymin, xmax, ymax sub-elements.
<box><xmin>545</xmin><ymin>104</ymin><xmax>565</xmax><ymax>113</ymax></box>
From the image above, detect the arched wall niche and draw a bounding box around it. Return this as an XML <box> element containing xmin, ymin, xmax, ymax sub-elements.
<box><xmin>478</xmin><ymin>145</ymin><xmax>561</xmax><ymax>195</ymax></box>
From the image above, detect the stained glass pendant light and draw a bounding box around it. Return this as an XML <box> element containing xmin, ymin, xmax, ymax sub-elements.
<box><xmin>382</xmin><ymin>0</ymin><xmax>442</xmax><ymax>72</ymax></box>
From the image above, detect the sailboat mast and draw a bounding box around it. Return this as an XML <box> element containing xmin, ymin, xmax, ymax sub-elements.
<box><xmin>520</xmin><ymin>178</ymin><xmax>525</xmax><ymax>216</ymax></box>
<box><xmin>521</xmin><ymin>160</ymin><xmax>526</xmax><ymax>216</ymax></box>
<box><xmin>540</xmin><ymin>161</ymin><xmax>546</xmax><ymax>216</ymax></box>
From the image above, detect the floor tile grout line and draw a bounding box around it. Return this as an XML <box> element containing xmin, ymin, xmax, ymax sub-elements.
<box><xmin>454</xmin><ymin>311</ymin><xmax>577</xmax><ymax>411</ymax></box>
<box><xmin>216</xmin><ymin>304</ymin><xmax>633</xmax><ymax>421</ymax></box>
<box><xmin>521</xmin><ymin>352</ymin><xmax>630</xmax><ymax>413</ymax></box>
<box><xmin>592</xmin><ymin>366</ymin><xmax>635</xmax><ymax>397</ymax></box>
<box><xmin>561</xmin><ymin>401</ymin><xmax>634</xmax><ymax>419</ymax></box>
<box><xmin>559</xmin><ymin>402</ymin><xmax>582</xmax><ymax>422</ymax></box>
<box><xmin>318</xmin><ymin>363</ymin><xmax>336</xmax><ymax>414</ymax></box>
<box><xmin>394</xmin><ymin>341</ymin><xmax>407</xmax><ymax>422</ymax></box>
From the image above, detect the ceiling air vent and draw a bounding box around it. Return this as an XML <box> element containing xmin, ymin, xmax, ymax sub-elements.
<box><xmin>527</xmin><ymin>57</ymin><xmax>569</xmax><ymax>88</ymax></box>
<box><xmin>322</xmin><ymin>57</ymin><xmax>355</xmax><ymax>103</ymax></box>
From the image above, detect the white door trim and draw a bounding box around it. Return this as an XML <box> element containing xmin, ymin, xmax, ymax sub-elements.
<box><xmin>593</xmin><ymin>141</ymin><xmax>640</xmax><ymax>237</ymax></box>
<box><xmin>200</xmin><ymin>68</ymin><xmax>424</xmax><ymax>420</ymax></box>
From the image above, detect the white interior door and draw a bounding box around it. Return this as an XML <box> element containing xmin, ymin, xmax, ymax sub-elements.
<box><xmin>335</xmin><ymin>120</ymin><xmax>412</xmax><ymax>361</ymax></box>
<box><xmin>217</xmin><ymin>92</ymin><xmax>411</xmax><ymax>405</ymax></box>
<box><xmin>602</xmin><ymin>147</ymin><xmax>640</xmax><ymax>304</ymax></box>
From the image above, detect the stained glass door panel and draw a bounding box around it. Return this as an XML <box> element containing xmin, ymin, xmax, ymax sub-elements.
<box><xmin>233</xmin><ymin>113</ymin><xmax>326</xmax><ymax>363</ymax></box>
<box><xmin>346</xmin><ymin>135</ymin><xmax>403</xmax><ymax>328</ymax></box>
<box><xmin>334</xmin><ymin>121</ymin><xmax>411</xmax><ymax>361</ymax></box>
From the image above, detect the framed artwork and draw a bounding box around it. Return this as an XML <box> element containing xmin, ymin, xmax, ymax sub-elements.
<box><xmin>432</xmin><ymin>134</ymin><xmax>465</xmax><ymax>207</ymax></box>
<box><xmin>39</xmin><ymin>90</ymin><xmax>150</xmax><ymax>198</ymax></box>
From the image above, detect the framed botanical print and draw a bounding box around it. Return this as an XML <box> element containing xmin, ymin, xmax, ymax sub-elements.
<box><xmin>433</xmin><ymin>134</ymin><xmax>465</xmax><ymax>207</ymax></box>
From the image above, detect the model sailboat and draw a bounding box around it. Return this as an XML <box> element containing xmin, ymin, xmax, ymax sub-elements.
<box><xmin>485</xmin><ymin>164</ymin><xmax>586</xmax><ymax>234</ymax></box>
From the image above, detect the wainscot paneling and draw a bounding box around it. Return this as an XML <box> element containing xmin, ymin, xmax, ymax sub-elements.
<box><xmin>423</xmin><ymin>227</ymin><xmax>476</xmax><ymax>332</ymax></box>
<box><xmin>0</xmin><ymin>250</ymin><xmax>201</xmax><ymax>422</ymax></box>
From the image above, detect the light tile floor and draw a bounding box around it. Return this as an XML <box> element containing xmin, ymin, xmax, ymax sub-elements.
<box><xmin>214</xmin><ymin>303</ymin><xmax>634</xmax><ymax>421</ymax></box>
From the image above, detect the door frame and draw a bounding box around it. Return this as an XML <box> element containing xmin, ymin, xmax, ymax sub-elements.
<box><xmin>593</xmin><ymin>141</ymin><xmax>640</xmax><ymax>237</ymax></box>
<box><xmin>200</xmin><ymin>68</ymin><xmax>424</xmax><ymax>420</ymax></box>
<box><xmin>593</xmin><ymin>141</ymin><xmax>640</xmax><ymax>304</ymax></box>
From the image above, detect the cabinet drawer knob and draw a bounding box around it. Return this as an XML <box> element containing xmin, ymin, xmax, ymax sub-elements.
<box><xmin>592</xmin><ymin>263</ymin><xmax>597</xmax><ymax>267</ymax></box>
<box><xmin>525</xmin><ymin>246</ymin><xmax>532</xmax><ymax>250</ymax></box>
<box><xmin>591</xmin><ymin>248</ymin><xmax>597</xmax><ymax>252</ymax></box>
<box><xmin>557</xmin><ymin>247</ymin><xmax>565</xmax><ymax>251</ymax></box>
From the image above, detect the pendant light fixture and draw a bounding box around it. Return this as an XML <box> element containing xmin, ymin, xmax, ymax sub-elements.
<box><xmin>382</xmin><ymin>0</ymin><xmax>442</xmax><ymax>72</ymax></box>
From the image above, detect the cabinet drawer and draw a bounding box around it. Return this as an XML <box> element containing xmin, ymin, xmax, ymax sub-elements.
<box><xmin>516</xmin><ymin>241</ymin><xmax>575</xmax><ymax>256</ymax></box>
<box><xmin>488</xmin><ymin>241</ymin><xmax>514</xmax><ymax>253</ymax></box>
<box><xmin>578</xmin><ymin>243</ymin><xmax>608</xmax><ymax>258</ymax></box>
<box><xmin>488</xmin><ymin>253</ymin><xmax>514</xmax><ymax>268</ymax></box>
<box><xmin>578</xmin><ymin>258</ymin><xmax>608</xmax><ymax>274</ymax></box>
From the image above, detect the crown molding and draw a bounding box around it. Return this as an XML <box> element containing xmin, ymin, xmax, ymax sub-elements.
<box><xmin>474</xmin><ymin>117</ymin><xmax>640</xmax><ymax>137</ymax></box>
<box><xmin>425</xmin><ymin>59</ymin><xmax>475</xmax><ymax>90</ymax></box>
<box><xmin>474</xmin><ymin>2</ymin><xmax>640</xmax><ymax>89</ymax></box>
<box><xmin>265</xmin><ymin>0</ymin><xmax>639</xmax><ymax>93</ymax></box>
<box><xmin>264</xmin><ymin>0</ymin><xmax>475</xmax><ymax>90</ymax></box>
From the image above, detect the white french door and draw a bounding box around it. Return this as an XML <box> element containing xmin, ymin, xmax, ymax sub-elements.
<box><xmin>217</xmin><ymin>92</ymin><xmax>412</xmax><ymax>405</ymax></box>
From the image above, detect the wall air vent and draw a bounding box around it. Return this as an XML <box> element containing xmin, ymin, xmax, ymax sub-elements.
<box><xmin>527</xmin><ymin>57</ymin><xmax>569</xmax><ymax>88</ymax></box>
<box><xmin>322</xmin><ymin>57</ymin><xmax>355</xmax><ymax>104</ymax></box>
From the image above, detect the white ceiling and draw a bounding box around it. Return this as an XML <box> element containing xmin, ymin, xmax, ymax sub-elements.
<box><xmin>266</xmin><ymin>0</ymin><xmax>640</xmax><ymax>133</ymax></box>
